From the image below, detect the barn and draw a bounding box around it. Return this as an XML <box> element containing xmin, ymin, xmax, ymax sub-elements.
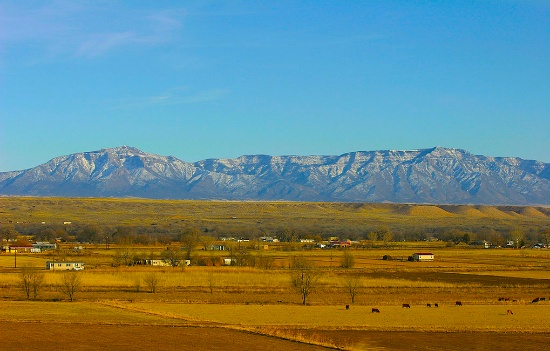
<box><xmin>412</xmin><ymin>252</ymin><xmax>434</xmax><ymax>262</ymax></box>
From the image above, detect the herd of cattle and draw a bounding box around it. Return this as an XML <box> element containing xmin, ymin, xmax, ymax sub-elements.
<box><xmin>364</xmin><ymin>297</ymin><xmax>548</xmax><ymax>314</ymax></box>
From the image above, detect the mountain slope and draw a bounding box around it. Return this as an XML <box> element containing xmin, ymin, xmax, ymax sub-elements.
<box><xmin>0</xmin><ymin>146</ymin><xmax>549</xmax><ymax>205</ymax></box>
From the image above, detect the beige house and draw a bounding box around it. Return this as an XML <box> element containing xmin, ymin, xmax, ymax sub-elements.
<box><xmin>412</xmin><ymin>253</ymin><xmax>434</xmax><ymax>262</ymax></box>
<box><xmin>46</xmin><ymin>261</ymin><xmax>85</xmax><ymax>270</ymax></box>
<box><xmin>223</xmin><ymin>258</ymin><xmax>235</xmax><ymax>266</ymax></box>
<box><xmin>144</xmin><ymin>259</ymin><xmax>191</xmax><ymax>267</ymax></box>
<box><xmin>144</xmin><ymin>259</ymin><xmax>170</xmax><ymax>267</ymax></box>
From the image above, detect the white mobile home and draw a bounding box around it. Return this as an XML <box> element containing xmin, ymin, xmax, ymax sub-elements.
<box><xmin>412</xmin><ymin>253</ymin><xmax>434</xmax><ymax>262</ymax></box>
<box><xmin>144</xmin><ymin>259</ymin><xmax>170</xmax><ymax>267</ymax></box>
<box><xmin>33</xmin><ymin>242</ymin><xmax>57</xmax><ymax>252</ymax></box>
<box><xmin>46</xmin><ymin>261</ymin><xmax>85</xmax><ymax>270</ymax></box>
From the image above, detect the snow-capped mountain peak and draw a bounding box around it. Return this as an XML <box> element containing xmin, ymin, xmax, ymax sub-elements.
<box><xmin>0</xmin><ymin>146</ymin><xmax>548</xmax><ymax>205</ymax></box>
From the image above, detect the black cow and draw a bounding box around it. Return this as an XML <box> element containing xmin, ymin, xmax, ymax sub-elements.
<box><xmin>402</xmin><ymin>303</ymin><xmax>411</xmax><ymax>308</ymax></box>
<box><xmin>372</xmin><ymin>308</ymin><xmax>380</xmax><ymax>313</ymax></box>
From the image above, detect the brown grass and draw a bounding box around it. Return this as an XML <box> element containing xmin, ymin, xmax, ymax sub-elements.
<box><xmin>476</xmin><ymin>205</ymin><xmax>512</xmax><ymax>218</ymax></box>
<box><xmin>392</xmin><ymin>205</ymin><xmax>454</xmax><ymax>217</ymax></box>
<box><xmin>442</xmin><ymin>205</ymin><xmax>487</xmax><ymax>217</ymax></box>
<box><xmin>518</xmin><ymin>207</ymin><xmax>548</xmax><ymax>218</ymax></box>
<box><xmin>1</xmin><ymin>321</ymin><xmax>332</xmax><ymax>351</ymax></box>
<box><xmin>1</xmin><ymin>197</ymin><xmax>550</xmax><ymax>350</ymax></box>
<box><xmin>1</xmin><ymin>246</ymin><xmax>550</xmax><ymax>351</ymax></box>
<box><xmin>2</xmin><ymin>301</ymin><xmax>550</xmax><ymax>351</ymax></box>
<box><xmin>1</xmin><ymin>198</ymin><xmax>548</xmax><ymax>238</ymax></box>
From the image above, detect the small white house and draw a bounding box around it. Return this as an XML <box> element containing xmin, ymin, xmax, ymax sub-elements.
<box><xmin>144</xmin><ymin>259</ymin><xmax>170</xmax><ymax>267</ymax></box>
<box><xmin>209</xmin><ymin>244</ymin><xmax>227</xmax><ymax>251</ymax></box>
<box><xmin>412</xmin><ymin>253</ymin><xmax>434</xmax><ymax>262</ymax></box>
<box><xmin>223</xmin><ymin>258</ymin><xmax>235</xmax><ymax>266</ymax></box>
<box><xmin>46</xmin><ymin>261</ymin><xmax>85</xmax><ymax>270</ymax></box>
<box><xmin>144</xmin><ymin>259</ymin><xmax>191</xmax><ymax>267</ymax></box>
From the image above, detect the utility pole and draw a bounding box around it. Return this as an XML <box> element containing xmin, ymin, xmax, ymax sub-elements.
<box><xmin>14</xmin><ymin>250</ymin><xmax>17</xmax><ymax>268</ymax></box>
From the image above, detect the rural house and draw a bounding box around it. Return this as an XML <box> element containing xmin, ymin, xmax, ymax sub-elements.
<box><xmin>46</xmin><ymin>261</ymin><xmax>85</xmax><ymax>270</ymax></box>
<box><xmin>144</xmin><ymin>259</ymin><xmax>170</xmax><ymax>267</ymax></box>
<box><xmin>33</xmin><ymin>242</ymin><xmax>57</xmax><ymax>252</ymax></box>
<box><xmin>223</xmin><ymin>258</ymin><xmax>235</xmax><ymax>266</ymax></box>
<box><xmin>412</xmin><ymin>253</ymin><xmax>434</xmax><ymax>262</ymax></box>
<box><xmin>2</xmin><ymin>244</ymin><xmax>40</xmax><ymax>253</ymax></box>
<box><xmin>143</xmin><ymin>259</ymin><xmax>191</xmax><ymax>267</ymax></box>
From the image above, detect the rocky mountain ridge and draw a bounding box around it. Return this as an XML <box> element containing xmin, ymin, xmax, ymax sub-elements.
<box><xmin>1</xmin><ymin>146</ymin><xmax>549</xmax><ymax>205</ymax></box>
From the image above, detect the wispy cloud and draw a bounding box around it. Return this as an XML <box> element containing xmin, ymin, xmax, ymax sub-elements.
<box><xmin>75</xmin><ymin>31</ymin><xmax>136</xmax><ymax>57</ymax></box>
<box><xmin>113</xmin><ymin>86</ymin><xmax>230</xmax><ymax>110</ymax></box>
<box><xmin>1</xmin><ymin>1</ymin><xmax>187</xmax><ymax>60</ymax></box>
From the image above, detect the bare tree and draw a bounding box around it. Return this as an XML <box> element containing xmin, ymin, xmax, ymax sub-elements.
<box><xmin>200</xmin><ymin>235</ymin><xmax>215</xmax><ymax>251</ymax></box>
<box><xmin>256</xmin><ymin>252</ymin><xmax>275</xmax><ymax>269</ymax></box>
<box><xmin>234</xmin><ymin>248</ymin><xmax>251</xmax><ymax>267</ymax></box>
<box><xmin>144</xmin><ymin>271</ymin><xmax>161</xmax><ymax>293</ymax></box>
<box><xmin>113</xmin><ymin>248</ymin><xmax>134</xmax><ymax>266</ymax></box>
<box><xmin>161</xmin><ymin>247</ymin><xmax>183</xmax><ymax>267</ymax></box>
<box><xmin>58</xmin><ymin>272</ymin><xmax>82</xmax><ymax>302</ymax></box>
<box><xmin>340</xmin><ymin>250</ymin><xmax>355</xmax><ymax>269</ymax></box>
<box><xmin>180</xmin><ymin>227</ymin><xmax>201</xmax><ymax>260</ymax></box>
<box><xmin>207</xmin><ymin>270</ymin><xmax>216</xmax><ymax>294</ymax></box>
<box><xmin>0</xmin><ymin>224</ymin><xmax>18</xmax><ymax>243</ymax></box>
<box><xmin>344</xmin><ymin>275</ymin><xmax>362</xmax><ymax>304</ymax></box>
<box><xmin>290</xmin><ymin>256</ymin><xmax>321</xmax><ymax>305</ymax></box>
<box><xmin>19</xmin><ymin>266</ymin><xmax>34</xmax><ymax>299</ymax></box>
<box><xmin>511</xmin><ymin>227</ymin><xmax>524</xmax><ymax>249</ymax></box>
<box><xmin>541</xmin><ymin>229</ymin><xmax>550</xmax><ymax>248</ymax></box>
<box><xmin>367</xmin><ymin>231</ymin><xmax>377</xmax><ymax>248</ymax></box>
<box><xmin>30</xmin><ymin>270</ymin><xmax>45</xmax><ymax>300</ymax></box>
<box><xmin>379</xmin><ymin>226</ymin><xmax>393</xmax><ymax>247</ymax></box>
<box><xmin>133</xmin><ymin>275</ymin><xmax>142</xmax><ymax>293</ymax></box>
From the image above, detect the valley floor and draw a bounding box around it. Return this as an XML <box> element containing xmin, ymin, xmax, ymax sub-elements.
<box><xmin>2</xmin><ymin>301</ymin><xmax>549</xmax><ymax>351</ymax></box>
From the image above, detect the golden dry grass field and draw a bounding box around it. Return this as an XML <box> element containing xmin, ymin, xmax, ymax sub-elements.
<box><xmin>1</xmin><ymin>197</ymin><xmax>549</xmax><ymax>350</ymax></box>
<box><xmin>1</xmin><ymin>247</ymin><xmax>549</xmax><ymax>350</ymax></box>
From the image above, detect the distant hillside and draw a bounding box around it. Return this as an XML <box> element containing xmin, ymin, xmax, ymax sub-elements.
<box><xmin>1</xmin><ymin>146</ymin><xmax>549</xmax><ymax>205</ymax></box>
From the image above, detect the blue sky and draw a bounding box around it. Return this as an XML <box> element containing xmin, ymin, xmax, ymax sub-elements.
<box><xmin>1</xmin><ymin>0</ymin><xmax>549</xmax><ymax>171</ymax></box>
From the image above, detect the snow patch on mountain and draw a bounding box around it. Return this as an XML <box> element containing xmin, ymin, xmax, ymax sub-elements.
<box><xmin>0</xmin><ymin>146</ymin><xmax>549</xmax><ymax>205</ymax></box>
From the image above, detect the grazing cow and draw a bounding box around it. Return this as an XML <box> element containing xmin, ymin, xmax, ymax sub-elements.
<box><xmin>540</xmin><ymin>297</ymin><xmax>546</xmax><ymax>301</ymax></box>
<box><xmin>372</xmin><ymin>308</ymin><xmax>380</xmax><ymax>313</ymax></box>
<box><xmin>434</xmin><ymin>303</ymin><xmax>439</xmax><ymax>308</ymax></box>
<box><xmin>507</xmin><ymin>310</ymin><xmax>513</xmax><ymax>315</ymax></box>
<box><xmin>498</xmin><ymin>298</ymin><xmax>504</xmax><ymax>301</ymax></box>
<box><xmin>455</xmin><ymin>301</ymin><xmax>462</xmax><ymax>306</ymax></box>
<box><xmin>532</xmin><ymin>298</ymin><xmax>540</xmax><ymax>303</ymax></box>
<box><xmin>427</xmin><ymin>303</ymin><xmax>431</xmax><ymax>307</ymax></box>
<box><xmin>345</xmin><ymin>304</ymin><xmax>349</xmax><ymax>310</ymax></box>
<box><xmin>402</xmin><ymin>303</ymin><xmax>411</xmax><ymax>308</ymax></box>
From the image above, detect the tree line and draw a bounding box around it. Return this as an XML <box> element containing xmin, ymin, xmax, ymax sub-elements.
<box><xmin>2</xmin><ymin>221</ymin><xmax>549</xmax><ymax>248</ymax></box>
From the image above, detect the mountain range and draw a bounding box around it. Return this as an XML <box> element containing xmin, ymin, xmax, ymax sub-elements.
<box><xmin>0</xmin><ymin>146</ymin><xmax>549</xmax><ymax>205</ymax></box>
